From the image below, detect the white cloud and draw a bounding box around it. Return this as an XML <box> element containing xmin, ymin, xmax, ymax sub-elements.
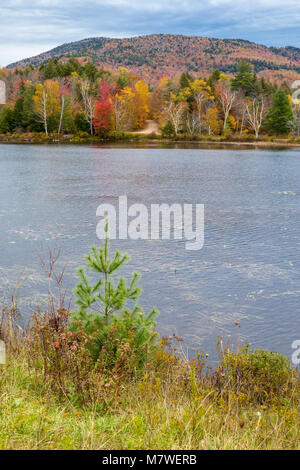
<box><xmin>1</xmin><ymin>0</ymin><xmax>300</xmax><ymax>66</ymax></box>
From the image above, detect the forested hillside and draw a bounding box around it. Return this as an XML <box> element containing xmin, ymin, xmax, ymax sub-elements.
<box><xmin>7</xmin><ymin>35</ymin><xmax>300</xmax><ymax>83</ymax></box>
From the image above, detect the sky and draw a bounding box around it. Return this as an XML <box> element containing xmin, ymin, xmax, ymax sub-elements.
<box><xmin>1</xmin><ymin>0</ymin><xmax>300</xmax><ymax>66</ymax></box>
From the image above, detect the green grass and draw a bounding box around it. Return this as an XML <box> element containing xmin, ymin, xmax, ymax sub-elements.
<box><xmin>0</xmin><ymin>353</ymin><xmax>299</xmax><ymax>450</ymax></box>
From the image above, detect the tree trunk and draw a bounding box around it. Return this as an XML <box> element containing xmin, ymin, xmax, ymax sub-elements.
<box><xmin>58</xmin><ymin>95</ymin><xmax>64</xmax><ymax>134</ymax></box>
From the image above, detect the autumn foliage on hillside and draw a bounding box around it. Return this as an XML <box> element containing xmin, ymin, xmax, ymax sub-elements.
<box><xmin>7</xmin><ymin>35</ymin><xmax>300</xmax><ymax>85</ymax></box>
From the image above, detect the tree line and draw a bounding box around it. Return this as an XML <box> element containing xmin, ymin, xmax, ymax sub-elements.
<box><xmin>0</xmin><ymin>58</ymin><xmax>299</xmax><ymax>139</ymax></box>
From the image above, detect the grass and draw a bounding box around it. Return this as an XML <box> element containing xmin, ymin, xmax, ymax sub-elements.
<box><xmin>0</xmin><ymin>245</ymin><xmax>299</xmax><ymax>450</ymax></box>
<box><xmin>0</xmin><ymin>347</ymin><xmax>299</xmax><ymax>450</ymax></box>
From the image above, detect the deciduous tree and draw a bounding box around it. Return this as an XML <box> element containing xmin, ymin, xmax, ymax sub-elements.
<box><xmin>244</xmin><ymin>98</ymin><xmax>265</xmax><ymax>139</ymax></box>
<box><xmin>33</xmin><ymin>80</ymin><xmax>60</xmax><ymax>134</ymax></box>
<box><xmin>93</xmin><ymin>81</ymin><xmax>113</xmax><ymax>136</ymax></box>
<box><xmin>134</xmin><ymin>80</ymin><xmax>150</xmax><ymax>129</ymax></box>
<box><xmin>216</xmin><ymin>78</ymin><xmax>237</xmax><ymax>133</ymax></box>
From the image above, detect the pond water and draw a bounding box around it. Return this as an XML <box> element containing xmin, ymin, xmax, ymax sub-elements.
<box><xmin>0</xmin><ymin>143</ymin><xmax>299</xmax><ymax>363</ymax></box>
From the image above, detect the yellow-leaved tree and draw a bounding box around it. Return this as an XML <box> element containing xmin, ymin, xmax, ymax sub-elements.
<box><xmin>113</xmin><ymin>86</ymin><xmax>136</xmax><ymax>132</ymax></box>
<box><xmin>191</xmin><ymin>79</ymin><xmax>214</xmax><ymax>135</ymax></box>
<box><xmin>150</xmin><ymin>77</ymin><xmax>169</xmax><ymax>122</ymax></box>
<box><xmin>33</xmin><ymin>80</ymin><xmax>61</xmax><ymax>134</ymax></box>
<box><xmin>134</xmin><ymin>80</ymin><xmax>150</xmax><ymax>129</ymax></box>
<box><xmin>204</xmin><ymin>106</ymin><xmax>221</xmax><ymax>135</ymax></box>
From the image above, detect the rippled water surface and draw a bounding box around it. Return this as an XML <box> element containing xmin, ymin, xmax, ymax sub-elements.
<box><xmin>0</xmin><ymin>143</ymin><xmax>299</xmax><ymax>362</ymax></box>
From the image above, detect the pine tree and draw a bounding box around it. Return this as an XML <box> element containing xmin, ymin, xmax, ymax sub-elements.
<box><xmin>13</xmin><ymin>97</ymin><xmax>24</xmax><ymax>129</ymax></box>
<box><xmin>179</xmin><ymin>71</ymin><xmax>193</xmax><ymax>89</ymax></box>
<box><xmin>73</xmin><ymin>224</ymin><xmax>140</xmax><ymax>325</ymax></box>
<box><xmin>207</xmin><ymin>69</ymin><xmax>221</xmax><ymax>92</ymax></box>
<box><xmin>83</xmin><ymin>62</ymin><xmax>99</xmax><ymax>83</ymax></box>
<box><xmin>231</xmin><ymin>61</ymin><xmax>256</xmax><ymax>96</ymax></box>
<box><xmin>74</xmin><ymin>112</ymin><xmax>90</xmax><ymax>133</ymax></box>
<box><xmin>22</xmin><ymin>83</ymin><xmax>42</xmax><ymax>131</ymax></box>
<box><xmin>71</xmin><ymin>221</ymin><xmax>158</xmax><ymax>367</ymax></box>
<box><xmin>266</xmin><ymin>89</ymin><xmax>294</xmax><ymax>135</ymax></box>
<box><xmin>0</xmin><ymin>108</ymin><xmax>15</xmax><ymax>133</ymax></box>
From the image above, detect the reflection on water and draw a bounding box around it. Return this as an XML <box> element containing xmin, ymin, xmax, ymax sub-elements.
<box><xmin>0</xmin><ymin>143</ymin><xmax>299</xmax><ymax>363</ymax></box>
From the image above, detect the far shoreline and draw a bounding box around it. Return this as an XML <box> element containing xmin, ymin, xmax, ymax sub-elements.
<box><xmin>1</xmin><ymin>133</ymin><xmax>300</xmax><ymax>150</ymax></box>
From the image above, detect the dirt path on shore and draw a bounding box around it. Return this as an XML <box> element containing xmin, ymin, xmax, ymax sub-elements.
<box><xmin>128</xmin><ymin>120</ymin><xmax>160</xmax><ymax>135</ymax></box>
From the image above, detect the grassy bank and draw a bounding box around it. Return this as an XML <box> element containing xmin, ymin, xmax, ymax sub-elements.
<box><xmin>0</xmin><ymin>345</ymin><xmax>299</xmax><ymax>450</ymax></box>
<box><xmin>0</xmin><ymin>237</ymin><xmax>299</xmax><ymax>450</ymax></box>
<box><xmin>0</xmin><ymin>131</ymin><xmax>300</xmax><ymax>147</ymax></box>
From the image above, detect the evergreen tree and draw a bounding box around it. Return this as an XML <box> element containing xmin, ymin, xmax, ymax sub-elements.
<box><xmin>73</xmin><ymin>222</ymin><xmax>142</xmax><ymax>325</ymax></box>
<box><xmin>266</xmin><ymin>89</ymin><xmax>294</xmax><ymax>135</ymax></box>
<box><xmin>13</xmin><ymin>97</ymin><xmax>24</xmax><ymax>130</ymax></box>
<box><xmin>117</xmin><ymin>70</ymin><xmax>130</xmax><ymax>89</ymax></box>
<box><xmin>71</xmin><ymin>221</ymin><xmax>158</xmax><ymax>367</ymax></box>
<box><xmin>179</xmin><ymin>71</ymin><xmax>193</xmax><ymax>89</ymax></box>
<box><xmin>0</xmin><ymin>108</ymin><xmax>15</xmax><ymax>133</ymax></box>
<box><xmin>74</xmin><ymin>112</ymin><xmax>90</xmax><ymax>133</ymax></box>
<box><xmin>207</xmin><ymin>69</ymin><xmax>221</xmax><ymax>91</ymax></box>
<box><xmin>161</xmin><ymin>120</ymin><xmax>175</xmax><ymax>137</ymax></box>
<box><xmin>83</xmin><ymin>62</ymin><xmax>99</xmax><ymax>82</ymax></box>
<box><xmin>22</xmin><ymin>83</ymin><xmax>42</xmax><ymax>131</ymax></box>
<box><xmin>231</xmin><ymin>61</ymin><xmax>256</xmax><ymax>96</ymax></box>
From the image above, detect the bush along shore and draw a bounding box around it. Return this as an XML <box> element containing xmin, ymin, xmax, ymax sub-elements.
<box><xmin>0</xmin><ymin>226</ymin><xmax>299</xmax><ymax>450</ymax></box>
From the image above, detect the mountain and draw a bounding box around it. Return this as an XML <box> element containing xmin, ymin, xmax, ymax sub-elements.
<box><xmin>7</xmin><ymin>34</ymin><xmax>300</xmax><ymax>81</ymax></box>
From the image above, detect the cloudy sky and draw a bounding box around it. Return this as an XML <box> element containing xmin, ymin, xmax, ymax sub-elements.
<box><xmin>1</xmin><ymin>0</ymin><xmax>300</xmax><ymax>66</ymax></box>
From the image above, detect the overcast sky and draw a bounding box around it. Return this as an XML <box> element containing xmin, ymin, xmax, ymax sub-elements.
<box><xmin>1</xmin><ymin>0</ymin><xmax>300</xmax><ymax>66</ymax></box>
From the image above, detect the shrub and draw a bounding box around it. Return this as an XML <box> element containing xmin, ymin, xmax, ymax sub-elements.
<box><xmin>161</xmin><ymin>121</ymin><xmax>175</xmax><ymax>138</ymax></box>
<box><xmin>214</xmin><ymin>345</ymin><xmax>299</xmax><ymax>405</ymax></box>
<box><xmin>26</xmin><ymin>308</ymin><xmax>95</xmax><ymax>402</ymax></box>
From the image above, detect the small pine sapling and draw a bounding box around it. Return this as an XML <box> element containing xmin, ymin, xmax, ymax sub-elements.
<box><xmin>71</xmin><ymin>221</ymin><xmax>158</xmax><ymax>368</ymax></box>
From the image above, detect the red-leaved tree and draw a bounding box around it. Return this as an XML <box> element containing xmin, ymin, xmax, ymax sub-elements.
<box><xmin>93</xmin><ymin>82</ymin><xmax>113</xmax><ymax>136</ymax></box>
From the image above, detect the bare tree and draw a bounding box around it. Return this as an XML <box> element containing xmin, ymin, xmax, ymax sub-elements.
<box><xmin>58</xmin><ymin>94</ymin><xmax>65</xmax><ymax>134</ymax></box>
<box><xmin>37</xmin><ymin>87</ymin><xmax>48</xmax><ymax>135</ymax></box>
<box><xmin>164</xmin><ymin>101</ymin><xmax>187</xmax><ymax>135</ymax></box>
<box><xmin>193</xmin><ymin>91</ymin><xmax>214</xmax><ymax>135</ymax></box>
<box><xmin>216</xmin><ymin>83</ymin><xmax>237</xmax><ymax>132</ymax></box>
<box><xmin>39</xmin><ymin>245</ymin><xmax>70</xmax><ymax>316</ymax></box>
<box><xmin>186</xmin><ymin>109</ymin><xmax>199</xmax><ymax>136</ymax></box>
<box><xmin>233</xmin><ymin>93</ymin><xmax>247</xmax><ymax>135</ymax></box>
<box><xmin>291</xmin><ymin>104</ymin><xmax>300</xmax><ymax>137</ymax></box>
<box><xmin>245</xmin><ymin>98</ymin><xmax>265</xmax><ymax>139</ymax></box>
<box><xmin>79</xmin><ymin>79</ymin><xmax>97</xmax><ymax>136</ymax></box>
<box><xmin>193</xmin><ymin>91</ymin><xmax>206</xmax><ymax>134</ymax></box>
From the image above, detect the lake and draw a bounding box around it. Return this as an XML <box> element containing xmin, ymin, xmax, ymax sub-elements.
<box><xmin>0</xmin><ymin>143</ymin><xmax>299</xmax><ymax>363</ymax></box>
